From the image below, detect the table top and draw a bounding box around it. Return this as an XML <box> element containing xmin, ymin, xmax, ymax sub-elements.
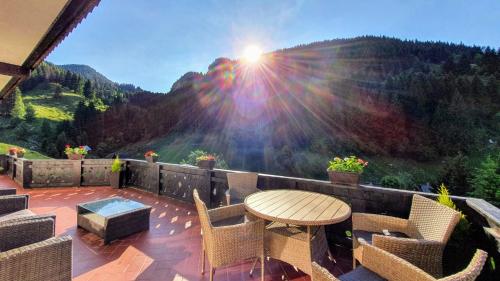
<box><xmin>244</xmin><ymin>190</ymin><xmax>351</xmax><ymax>226</ymax></box>
<box><xmin>78</xmin><ymin>197</ymin><xmax>150</xmax><ymax>217</ymax></box>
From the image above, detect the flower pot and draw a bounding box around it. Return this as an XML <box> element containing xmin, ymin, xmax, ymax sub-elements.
<box><xmin>110</xmin><ymin>171</ymin><xmax>123</xmax><ymax>189</ymax></box>
<box><xmin>197</xmin><ymin>159</ymin><xmax>216</xmax><ymax>170</ymax></box>
<box><xmin>15</xmin><ymin>152</ymin><xmax>24</xmax><ymax>158</ymax></box>
<box><xmin>145</xmin><ymin>155</ymin><xmax>158</xmax><ymax>163</ymax></box>
<box><xmin>67</xmin><ymin>153</ymin><xmax>84</xmax><ymax>160</ymax></box>
<box><xmin>8</xmin><ymin>150</ymin><xmax>16</xmax><ymax>156</ymax></box>
<box><xmin>328</xmin><ymin>170</ymin><xmax>360</xmax><ymax>186</ymax></box>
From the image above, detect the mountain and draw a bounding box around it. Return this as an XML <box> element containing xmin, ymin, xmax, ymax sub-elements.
<box><xmin>59</xmin><ymin>64</ymin><xmax>144</xmax><ymax>93</ymax></box>
<box><xmin>12</xmin><ymin>36</ymin><xmax>499</xmax><ymax>195</ymax></box>
<box><xmin>59</xmin><ymin>64</ymin><xmax>114</xmax><ymax>86</ymax></box>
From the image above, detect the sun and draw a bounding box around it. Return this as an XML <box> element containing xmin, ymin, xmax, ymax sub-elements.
<box><xmin>243</xmin><ymin>45</ymin><xmax>263</xmax><ymax>64</ymax></box>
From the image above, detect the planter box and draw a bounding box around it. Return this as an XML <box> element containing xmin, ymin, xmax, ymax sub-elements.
<box><xmin>145</xmin><ymin>155</ymin><xmax>158</xmax><ymax>163</ymax></box>
<box><xmin>328</xmin><ymin>170</ymin><xmax>360</xmax><ymax>186</ymax></box>
<box><xmin>110</xmin><ymin>171</ymin><xmax>123</xmax><ymax>189</ymax></box>
<box><xmin>67</xmin><ymin>153</ymin><xmax>84</xmax><ymax>160</ymax></box>
<box><xmin>197</xmin><ymin>160</ymin><xmax>215</xmax><ymax>170</ymax></box>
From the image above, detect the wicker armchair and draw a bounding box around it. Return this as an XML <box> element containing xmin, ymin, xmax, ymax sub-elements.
<box><xmin>225</xmin><ymin>172</ymin><xmax>259</xmax><ymax>205</ymax></box>
<box><xmin>352</xmin><ymin>194</ymin><xmax>461</xmax><ymax>277</ymax></box>
<box><xmin>193</xmin><ymin>189</ymin><xmax>265</xmax><ymax>281</ymax></box>
<box><xmin>312</xmin><ymin>241</ymin><xmax>487</xmax><ymax>281</ymax></box>
<box><xmin>0</xmin><ymin>187</ymin><xmax>16</xmax><ymax>196</ymax></box>
<box><xmin>0</xmin><ymin>217</ymin><xmax>56</xmax><ymax>252</ymax></box>
<box><xmin>0</xmin><ymin>235</ymin><xmax>73</xmax><ymax>281</ymax></box>
<box><xmin>0</xmin><ymin>194</ymin><xmax>29</xmax><ymax>216</ymax></box>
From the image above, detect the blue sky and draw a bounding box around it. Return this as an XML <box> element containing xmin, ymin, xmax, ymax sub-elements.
<box><xmin>47</xmin><ymin>0</ymin><xmax>500</xmax><ymax>93</ymax></box>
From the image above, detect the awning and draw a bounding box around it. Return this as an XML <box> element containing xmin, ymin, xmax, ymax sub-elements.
<box><xmin>0</xmin><ymin>0</ymin><xmax>100</xmax><ymax>99</ymax></box>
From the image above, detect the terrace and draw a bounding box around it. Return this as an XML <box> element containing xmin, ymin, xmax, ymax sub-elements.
<box><xmin>0</xmin><ymin>1</ymin><xmax>499</xmax><ymax>281</ymax></box>
<box><xmin>1</xmin><ymin>155</ymin><xmax>499</xmax><ymax>281</ymax></box>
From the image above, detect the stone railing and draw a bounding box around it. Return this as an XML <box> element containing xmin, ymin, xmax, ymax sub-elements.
<box><xmin>1</xmin><ymin>155</ymin><xmax>498</xmax><ymax>251</ymax></box>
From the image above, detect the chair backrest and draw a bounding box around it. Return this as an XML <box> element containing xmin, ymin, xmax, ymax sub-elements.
<box><xmin>227</xmin><ymin>172</ymin><xmax>259</xmax><ymax>200</ymax></box>
<box><xmin>439</xmin><ymin>250</ymin><xmax>488</xmax><ymax>281</ymax></box>
<box><xmin>361</xmin><ymin>240</ymin><xmax>487</xmax><ymax>281</ymax></box>
<box><xmin>193</xmin><ymin>189</ymin><xmax>213</xmax><ymax>248</ymax></box>
<box><xmin>408</xmin><ymin>195</ymin><xmax>460</xmax><ymax>242</ymax></box>
<box><xmin>311</xmin><ymin>262</ymin><xmax>340</xmax><ymax>281</ymax></box>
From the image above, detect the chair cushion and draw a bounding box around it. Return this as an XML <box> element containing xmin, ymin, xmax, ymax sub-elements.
<box><xmin>353</xmin><ymin>230</ymin><xmax>408</xmax><ymax>244</ymax></box>
<box><xmin>0</xmin><ymin>209</ymin><xmax>36</xmax><ymax>223</ymax></box>
<box><xmin>211</xmin><ymin>215</ymin><xmax>248</xmax><ymax>227</ymax></box>
<box><xmin>339</xmin><ymin>266</ymin><xmax>387</xmax><ymax>281</ymax></box>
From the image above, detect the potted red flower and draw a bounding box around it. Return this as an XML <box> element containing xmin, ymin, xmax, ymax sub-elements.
<box><xmin>65</xmin><ymin>145</ymin><xmax>90</xmax><ymax>160</ymax></box>
<box><xmin>327</xmin><ymin>156</ymin><xmax>368</xmax><ymax>186</ymax></box>
<box><xmin>144</xmin><ymin>151</ymin><xmax>158</xmax><ymax>163</ymax></box>
<box><xmin>16</xmin><ymin>148</ymin><xmax>26</xmax><ymax>158</ymax></box>
<box><xmin>196</xmin><ymin>154</ymin><xmax>216</xmax><ymax>170</ymax></box>
<box><xmin>8</xmin><ymin>147</ymin><xmax>17</xmax><ymax>156</ymax></box>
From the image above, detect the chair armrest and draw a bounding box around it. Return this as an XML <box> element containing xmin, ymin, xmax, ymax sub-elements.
<box><xmin>359</xmin><ymin>240</ymin><xmax>434</xmax><ymax>281</ymax></box>
<box><xmin>0</xmin><ymin>194</ymin><xmax>29</xmax><ymax>215</ymax></box>
<box><xmin>208</xmin><ymin>203</ymin><xmax>246</xmax><ymax>223</ymax></box>
<box><xmin>0</xmin><ymin>218</ymin><xmax>55</xmax><ymax>252</ymax></box>
<box><xmin>0</xmin><ymin>188</ymin><xmax>16</xmax><ymax>196</ymax></box>
<box><xmin>0</xmin><ymin>236</ymin><xmax>72</xmax><ymax>281</ymax></box>
<box><xmin>352</xmin><ymin>213</ymin><xmax>409</xmax><ymax>234</ymax></box>
<box><xmin>372</xmin><ymin>234</ymin><xmax>444</xmax><ymax>275</ymax></box>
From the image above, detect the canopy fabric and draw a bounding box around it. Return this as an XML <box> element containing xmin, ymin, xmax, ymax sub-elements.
<box><xmin>0</xmin><ymin>0</ymin><xmax>100</xmax><ymax>99</ymax></box>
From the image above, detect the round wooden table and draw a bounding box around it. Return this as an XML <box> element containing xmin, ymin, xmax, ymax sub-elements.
<box><xmin>244</xmin><ymin>189</ymin><xmax>351</xmax><ymax>275</ymax></box>
<box><xmin>244</xmin><ymin>189</ymin><xmax>351</xmax><ymax>226</ymax></box>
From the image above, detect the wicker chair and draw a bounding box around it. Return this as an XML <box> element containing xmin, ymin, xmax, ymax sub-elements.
<box><xmin>0</xmin><ymin>187</ymin><xmax>16</xmax><ymax>196</ymax></box>
<box><xmin>312</xmin><ymin>241</ymin><xmax>487</xmax><ymax>281</ymax></box>
<box><xmin>0</xmin><ymin>216</ymin><xmax>56</xmax><ymax>252</ymax></box>
<box><xmin>265</xmin><ymin>222</ymin><xmax>330</xmax><ymax>275</ymax></box>
<box><xmin>352</xmin><ymin>194</ymin><xmax>461</xmax><ymax>277</ymax></box>
<box><xmin>0</xmin><ymin>194</ymin><xmax>29</xmax><ymax>216</ymax></box>
<box><xmin>225</xmin><ymin>172</ymin><xmax>259</xmax><ymax>205</ymax></box>
<box><xmin>193</xmin><ymin>189</ymin><xmax>265</xmax><ymax>281</ymax></box>
<box><xmin>0</xmin><ymin>235</ymin><xmax>73</xmax><ymax>281</ymax></box>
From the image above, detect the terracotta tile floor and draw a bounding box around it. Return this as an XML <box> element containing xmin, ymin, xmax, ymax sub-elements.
<box><xmin>0</xmin><ymin>175</ymin><xmax>351</xmax><ymax>281</ymax></box>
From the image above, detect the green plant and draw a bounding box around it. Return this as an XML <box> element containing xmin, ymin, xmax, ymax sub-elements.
<box><xmin>380</xmin><ymin>175</ymin><xmax>402</xmax><ymax>188</ymax></box>
<box><xmin>327</xmin><ymin>156</ymin><xmax>367</xmax><ymax>174</ymax></box>
<box><xmin>181</xmin><ymin>150</ymin><xmax>228</xmax><ymax>169</ymax></box>
<box><xmin>437</xmin><ymin>183</ymin><xmax>466</xmax><ymax>219</ymax></box>
<box><xmin>196</xmin><ymin>154</ymin><xmax>216</xmax><ymax>161</ymax></box>
<box><xmin>64</xmin><ymin>145</ymin><xmax>90</xmax><ymax>156</ymax></box>
<box><xmin>111</xmin><ymin>156</ymin><xmax>122</xmax><ymax>173</ymax></box>
<box><xmin>469</xmin><ymin>154</ymin><xmax>500</xmax><ymax>207</ymax></box>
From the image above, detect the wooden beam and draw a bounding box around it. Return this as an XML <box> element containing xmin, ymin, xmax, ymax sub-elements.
<box><xmin>0</xmin><ymin>62</ymin><xmax>30</xmax><ymax>77</ymax></box>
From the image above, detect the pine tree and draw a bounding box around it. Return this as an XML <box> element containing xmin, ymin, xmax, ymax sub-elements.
<box><xmin>63</xmin><ymin>71</ymin><xmax>72</xmax><ymax>88</ymax></box>
<box><xmin>54</xmin><ymin>84</ymin><xmax>63</xmax><ymax>99</ymax></box>
<box><xmin>470</xmin><ymin>154</ymin><xmax>500</xmax><ymax>206</ymax></box>
<box><xmin>83</xmin><ymin>80</ymin><xmax>94</xmax><ymax>99</ymax></box>
<box><xmin>25</xmin><ymin>103</ymin><xmax>36</xmax><ymax>122</ymax></box>
<box><xmin>10</xmin><ymin>87</ymin><xmax>25</xmax><ymax>120</ymax></box>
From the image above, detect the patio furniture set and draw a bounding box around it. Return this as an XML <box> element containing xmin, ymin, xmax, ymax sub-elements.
<box><xmin>0</xmin><ymin>172</ymin><xmax>490</xmax><ymax>281</ymax></box>
<box><xmin>0</xmin><ymin>185</ymin><xmax>151</xmax><ymax>281</ymax></box>
<box><xmin>195</xmin><ymin>172</ymin><xmax>489</xmax><ymax>281</ymax></box>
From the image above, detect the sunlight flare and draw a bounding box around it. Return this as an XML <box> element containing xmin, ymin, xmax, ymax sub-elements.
<box><xmin>243</xmin><ymin>45</ymin><xmax>263</xmax><ymax>64</ymax></box>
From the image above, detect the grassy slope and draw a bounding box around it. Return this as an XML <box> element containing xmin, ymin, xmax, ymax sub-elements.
<box><xmin>23</xmin><ymin>85</ymin><xmax>83</xmax><ymax>122</ymax></box>
<box><xmin>0</xmin><ymin>84</ymin><xmax>84</xmax><ymax>159</ymax></box>
<box><xmin>0</xmin><ymin>142</ymin><xmax>49</xmax><ymax>159</ymax></box>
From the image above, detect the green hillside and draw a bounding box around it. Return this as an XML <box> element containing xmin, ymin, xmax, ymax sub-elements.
<box><xmin>23</xmin><ymin>83</ymin><xmax>83</xmax><ymax>122</ymax></box>
<box><xmin>0</xmin><ymin>142</ymin><xmax>49</xmax><ymax>159</ymax></box>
